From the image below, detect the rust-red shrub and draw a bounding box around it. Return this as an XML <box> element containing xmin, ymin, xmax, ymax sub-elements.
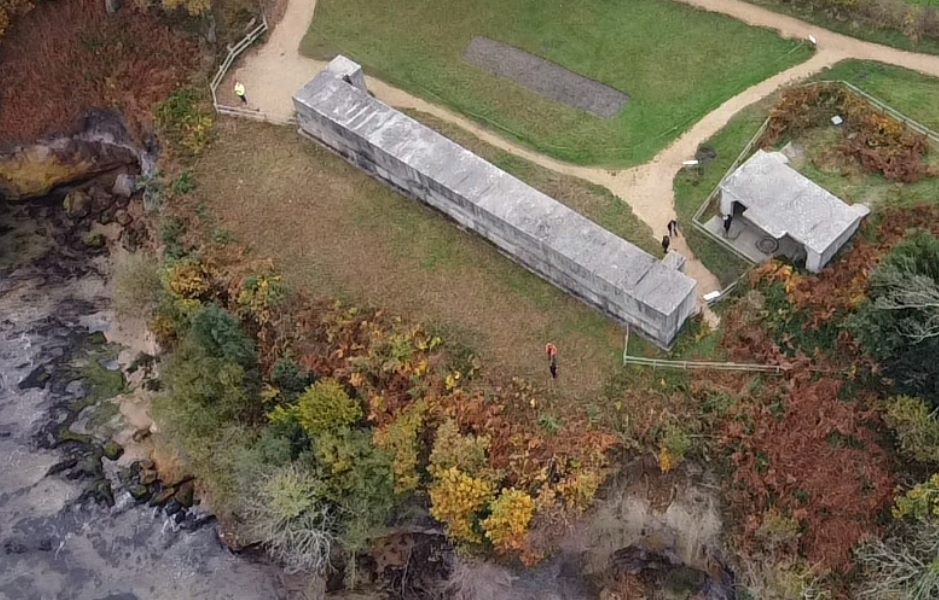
<box><xmin>759</xmin><ymin>84</ymin><xmax>847</xmax><ymax>147</ymax></box>
<box><xmin>709</xmin><ymin>209</ymin><xmax>939</xmax><ymax>571</ymax></box>
<box><xmin>719</xmin><ymin>368</ymin><xmax>895</xmax><ymax>570</ymax></box>
<box><xmin>759</xmin><ymin>84</ymin><xmax>930</xmax><ymax>183</ymax></box>
<box><xmin>0</xmin><ymin>0</ymin><xmax>198</xmax><ymax>144</ymax></box>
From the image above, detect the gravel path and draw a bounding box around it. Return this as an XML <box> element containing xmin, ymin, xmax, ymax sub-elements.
<box><xmin>462</xmin><ymin>37</ymin><xmax>629</xmax><ymax>118</ymax></box>
<box><xmin>229</xmin><ymin>0</ymin><xmax>939</xmax><ymax>307</ymax></box>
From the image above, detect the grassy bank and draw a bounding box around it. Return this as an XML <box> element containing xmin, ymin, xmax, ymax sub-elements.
<box><xmin>799</xmin><ymin>61</ymin><xmax>939</xmax><ymax>212</ymax></box>
<box><xmin>302</xmin><ymin>0</ymin><xmax>812</xmax><ymax>167</ymax></box>
<box><xmin>193</xmin><ymin>120</ymin><xmax>640</xmax><ymax>395</ymax></box>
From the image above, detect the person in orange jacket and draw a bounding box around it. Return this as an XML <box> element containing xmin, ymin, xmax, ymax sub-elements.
<box><xmin>545</xmin><ymin>343</ymin><xmax>558</xmax><ymax>379</ymax></box>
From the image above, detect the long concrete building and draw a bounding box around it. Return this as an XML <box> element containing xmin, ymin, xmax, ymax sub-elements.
<box><xmin>292</xmin><ymin>57</ymin><xmax>697</xmax><ymax>347</ymax></box>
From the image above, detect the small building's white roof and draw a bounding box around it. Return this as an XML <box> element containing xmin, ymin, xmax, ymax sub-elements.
<box><xmin>720</xmin><ymin>149</ymin><xmax>870</xmax><ymax>255</ymax></box>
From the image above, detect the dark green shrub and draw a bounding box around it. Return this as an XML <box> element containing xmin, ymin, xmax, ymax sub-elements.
<box><xmin>853</xmin><ymin>230</ymin><xmax>939</xmax><ymax>405</ymax></box>
<box><xmin>163</xmin><ymin>333</ymin><xmax>253</xmax><ymax>423</ymax></box>
<box><xmin>191</xmin><ymin>303</ymin><xmax>260</xmax><ymax>383</ymax></box>
<box><xmin>263</xmin><ymin>418</ymin><xmax>311</xmax><ymax>461</ymax></box>
<box><xmin>310</xmin><ymin>428</ymin><xmax>397</xmax><ymax>551</ymax></box>
<box><xmin>271</xmin><ymin>356</ymin><xmax>314</xmax><ymax>401</ymax></box>
<box><xmin>171</xmin><ymin>170</ymin><xmax>196</xmax><ymax>195</ymax></box>
<box><xmin>161</xmin><ymin>218</ymin><xmax>187</xmax><ymax>260</ymax></box>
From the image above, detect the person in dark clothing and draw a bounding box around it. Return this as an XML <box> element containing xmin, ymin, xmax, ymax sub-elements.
<box><xmin>662</xmin><ymin>234</ymin><xmax>670</xmax><ymax>254</ymax></box>
<box><xmin>667</xmin><ymin>219</ymin><xmax>680</xmax><ymax>237</ymax></box>
<box><xmin>722</xmin><ymin>214</ymin><xmax>733</xmax><ymax>236</ymax></box>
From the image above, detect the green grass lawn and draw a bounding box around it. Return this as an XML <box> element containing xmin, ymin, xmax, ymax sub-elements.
<box><xmin>818</xmin><ymin>60</ymin><xmax>939</xmax><ymax>132</ymax></box>
<box><xmin>302</xmin><ymin>0</ymin><xmax>812</xmax><ymax>167</ymax></box>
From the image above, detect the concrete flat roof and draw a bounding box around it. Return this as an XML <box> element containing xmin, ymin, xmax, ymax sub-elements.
<box><xmin>721</xmin><ymin>150</ymin><xmax>870</xmax><ymax>255</ymax></box>
<box><xmin>294</xmin><ymin>72</ymin><xmax>696</xmax><ymax>315</ymax></box>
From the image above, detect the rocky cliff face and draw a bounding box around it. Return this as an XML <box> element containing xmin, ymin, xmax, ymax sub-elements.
<box><xmin>0</xmin><ymin>110</ymin><xmax>148</xmax><ymax>202</ymax></box>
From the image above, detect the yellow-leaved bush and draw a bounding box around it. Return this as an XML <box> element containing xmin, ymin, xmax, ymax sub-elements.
<box><xmin>268</xmin><ymin>378</ymin><xmax>362</xmax><ymax>437</ymax></box>
<box><xmin>427</xmin><ymin>419</ymin><xmax>503</xmax><ymax>544</ymax></box>
<box><xmin>236</xmin><ymin>274</ymin><xmax>284</xmax><ymax>326</ymax></box>
<box><xmin>482</xmin><ymin>488</ymin><xmax>535</xmax><ymax>554</ymax></box>
<box><xmin>429</xmin><ymin>419</ymin><xmax>490</xmax><ymax>473</ymax></box>
<box><xmin>893</xmin><ymin>473</ymin><xmax>939</xmax><ymax>521</ymax></box>
<box><xmin>148</xmin><ymin>260</ymin><xmax>212</xmax><ymax>344</ymax></box>
<box><xmin>555</xmin><ymin>469</ymin><xmax>604</xmax><ymax>512</ymax></box>
<box><xmin>373</xmin><ymin>399</ymin><xmax>428</xmax><ymax>494</ymax></box>
<box><xmin>164</xmin><ymin>260</ymin><xmax>211</xmax><ymax>299</ymax></box>
<box><xmin>884</xmin><ymin>395</ymin><xmax>939</xmax><ymax>465</ymax></box>
<box><xmin>429</xmin><ymin>466</ymin><xmax>494</xmax><ymax>544</ymax></box>
<box><xmin>657</xmin><ymin>424</ymin><xmax>691</xmax><ymax>474</ymax></box>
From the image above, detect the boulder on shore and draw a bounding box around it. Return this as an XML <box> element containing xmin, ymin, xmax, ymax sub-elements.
<box><xmin>112</xmin><ymin>173</ymin><xmax>136</xmax><ymax>198</ymax></box>
<box><xmin>174</xmin><ymin>480</ymin><xmax>195</xmax><ymax>508</ymax></box>
<box><xmin>63</xmin><ymin>191</ymin><xmax>92</xmax><ymax>219</ymax></box>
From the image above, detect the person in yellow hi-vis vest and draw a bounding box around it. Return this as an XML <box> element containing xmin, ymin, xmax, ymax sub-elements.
<box><xmin>234</xmin><ymin>82</ymin><xmax>247</xmax><ymax>105</ymax></box>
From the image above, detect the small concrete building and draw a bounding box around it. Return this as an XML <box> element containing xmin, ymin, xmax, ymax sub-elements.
<box><xmin>718</xmin><ymin>149</ymin><xmax>870</xmax><ymax>272</ymax></box>
<box><xmin>292</xmin><ymin>57</ymin><xmax>698</xmax><ymax>347</ymax></box>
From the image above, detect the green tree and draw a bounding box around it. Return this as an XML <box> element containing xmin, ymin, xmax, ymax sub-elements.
<box><xmin>271</xmin><ymin>356</ymin><xmax>314</xmax><ymax>402</ymax></box>
<box><xmin>853</xmin><ymin>230</ymin><xmax>939</xmax><ymax>405</ymax></box>
<box><xmin>311</xmin><ymin>428</ymin><xmax>397</xmax><ymax>551</ymax></box>
<box><xmin>191</xmin><ymin>303</ymin><xmax>259</xmax><ymax>380</ymax></box>
<box><xmin>163</xmin><ymin>333</ymin><xmax>253</xmax><ymax>424</ymax></box>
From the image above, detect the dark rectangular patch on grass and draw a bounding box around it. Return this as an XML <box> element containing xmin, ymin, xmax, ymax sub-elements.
<box><xmin>462</xmin><ymin>37</ymin><xmax>629</xmax><ymax>118</ymax></box>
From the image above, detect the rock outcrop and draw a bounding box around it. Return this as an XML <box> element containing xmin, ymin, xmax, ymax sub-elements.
<box><xmin>0</xmin><ymin>139</ymin><xmax>137</xmax><ymax>202</ymax></box>
<box><xmin>0</xmin><ymin>111</ymin><xmax>144</xmax><ymax>202</ymax></box>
